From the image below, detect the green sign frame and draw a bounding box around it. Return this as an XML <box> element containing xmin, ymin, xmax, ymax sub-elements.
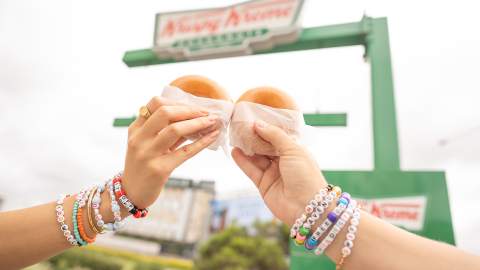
<box><xmin>117</xmin><ymin>15</ymin><xmax>455</xmax><ymax>270</ymax></box>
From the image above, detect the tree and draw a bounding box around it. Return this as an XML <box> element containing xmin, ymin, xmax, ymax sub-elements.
<box><xmin>194</xmin><ymin>225</ymin><xmax>288</xmax><ymax>270</ymax></box>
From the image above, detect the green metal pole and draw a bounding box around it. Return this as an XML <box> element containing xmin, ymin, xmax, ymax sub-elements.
<box><xmin>367</xmin><ymin>18</ymin><xmax>401</xmax><ymax>171</ymax></box>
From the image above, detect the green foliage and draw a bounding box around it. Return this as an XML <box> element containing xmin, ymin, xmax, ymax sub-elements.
<box><xmin>42</xmin><ymin>245</ymin><xmax>192</xmax><ymax>270</ymax></box>
<box><xmin>195</xmin><ymin>225</ymin><xmax>288</xmax><ymax>270</ymax></box>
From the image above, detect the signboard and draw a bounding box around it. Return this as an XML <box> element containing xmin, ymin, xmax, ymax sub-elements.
<box><xmin>153</xmin><ymin>0</ymin><xmax>305</xmax><ymax>60</ymax></box>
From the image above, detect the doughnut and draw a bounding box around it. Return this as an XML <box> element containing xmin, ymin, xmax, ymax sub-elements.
<box><xmin>170</xmin><ymin>75</ymin><xmax>231</xmax><ymax>101</ymax></box>
<box><xmin>231</xmin><ymin>86</ymin><xmax>299</xmax><ymax>156</ymax></box>
<box><xmin>236</xmin><ymin>86</ymin><xmax>298</xmax><ymax>110</ymax></box>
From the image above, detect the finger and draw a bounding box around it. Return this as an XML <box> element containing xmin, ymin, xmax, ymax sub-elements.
<box><xmin>169</xmin><ymin>137</ymin><xmax>187</xmax><ymax>152</ymax></box>
<box><xmin>141</xmin><ymin>105</ymin><xmax>210</xmax><ymax>138</ymax></box>
<box><xmin>153</xmin><ymin>115</ymin><xmax>219</xmax><ymax>151</ymax></box>
<box><xmin>169</xmin><ymin>130</ymin><xmax>220</xmax><ymax>165</ymax></box>
<box><xmin>131</xmin><ymin>96</ymin><xmax>180</xmax><ymax>130</ymax></box>
<box><xmin>253</xmin><ymin>120</ymin><xmax>297</xmax><ymax>155</ymax></box>
<box><xmin>231</xmin><ymin>148</ymin><xmax>267</xmax><ymax>187</ymax></box>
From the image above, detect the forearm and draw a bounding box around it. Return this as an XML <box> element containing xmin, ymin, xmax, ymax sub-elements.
<box><xmin>324</xmin><ymin>211</ymin><xmax>480</xmax><ymax>270</ymax></box>
<box><xmin>0</xmin><ymin>190</ymin><xmax>130</xmax><ymax>270</ymax></box>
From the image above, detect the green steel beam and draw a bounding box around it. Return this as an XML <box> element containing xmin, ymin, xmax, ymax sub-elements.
<box><xmin>366</xmin><ymin>18</ymin><xmax>400</xmax><ymax>170</ymax></box>
<box><xmin>122</xmin><ymin>21</ymin><xmax>369</xmax><ymax>67</ymax></box>
<box><xmin>113</xmin><ymin>113</ymin><xmax>347</xmax><ymax>127</ymax></box>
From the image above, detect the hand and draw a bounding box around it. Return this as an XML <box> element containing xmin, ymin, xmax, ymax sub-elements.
<box><xmin>122</xmin><ymin>97</ymin><xmax>220</xmax><ymax>209</ymax></box>
<box><xmin>232</xmin><ymin>120</ymin><xmax>328</xmax><ymax>226</ymax></box>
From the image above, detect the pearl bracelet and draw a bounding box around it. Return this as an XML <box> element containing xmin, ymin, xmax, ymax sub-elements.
<box><xmin>336</xmin><ymin>206</ymin><xmax>361</xmax><ymax>269</ymax></box>
<box><xmin>56</xmin><ymin>195</ymin><xmax>78</xmax><ymax>246</ymax></box>
<box><xmin>314</xmin><ymin>199</ymin><xmax>357</xmax><ymax>255</ymax></box>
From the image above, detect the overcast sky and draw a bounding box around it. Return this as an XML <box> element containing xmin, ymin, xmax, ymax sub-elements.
<box><xmin>0</xmin><ymin>0</ymin><xmax>479</xmax><ymax>254</ymax></box>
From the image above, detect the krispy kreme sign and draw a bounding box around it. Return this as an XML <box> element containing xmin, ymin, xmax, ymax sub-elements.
<box><xmin>153</xmin><ymin>0</ymin><xmax>304</xmax><ymax>60</ymax></box>
<box><xmin>356</xmin><ymin>196</ymin><xmax>427</xmax><ymax>231</ymax></box>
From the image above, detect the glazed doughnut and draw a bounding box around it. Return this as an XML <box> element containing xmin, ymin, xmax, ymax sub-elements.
<box><xmin>170</xmin><ymin>75</ymin><xmax>231</xmax><ymax>101</ymax></box>
<box><xmin>230</xmin><ymin>86</ymin><xmax>300</xmax><ymax>156</ymax></box>
<box><xmin>236</xmin><ymin>86</ymin><xmax>298</xmax><ymax>110</ymax></box>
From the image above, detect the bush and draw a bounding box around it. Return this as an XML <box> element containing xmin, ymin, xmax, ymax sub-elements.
<box><xmin>194</xmin><ymin>226</ymin><xmax>288</xmax><ymax>270</ymax></box>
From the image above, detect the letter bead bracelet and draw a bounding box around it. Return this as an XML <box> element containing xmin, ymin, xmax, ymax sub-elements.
<box><xmin>290</xmin><ymin>184</ymin><xmax>361</xmax><ymax>269</ymax></box>
<box><xmin>56</xmin><ymin>195</ymin><xmax>78</xmax><ymax>246</ymax></box>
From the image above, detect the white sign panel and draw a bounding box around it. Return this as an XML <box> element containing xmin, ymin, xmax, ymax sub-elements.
<box><xmin>357</xmin><ymin>196</ymin><xmax>428</xmax><ymax>231</ymax></box>
<box><xmin>153</xmin><ymin>0</ymin><xmax>305</xmax><ymax>60</ymax></box>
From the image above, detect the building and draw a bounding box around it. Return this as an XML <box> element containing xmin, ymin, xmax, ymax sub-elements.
<box><xmin>120</xmin><ymin>177</ymin><xmax>215</xmax><ymax>257</ymax></box>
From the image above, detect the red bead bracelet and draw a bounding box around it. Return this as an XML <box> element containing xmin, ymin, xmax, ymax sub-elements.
<box><xmin>112</xmin><ymin>176</ymin><xmax>148</xmax><ymax>219</ymax></box>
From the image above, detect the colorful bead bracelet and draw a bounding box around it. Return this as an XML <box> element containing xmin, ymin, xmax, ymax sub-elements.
<box><xmin>296</xmin><ymin>188</ymin><xmax>340</xmax><ymax>246</ymax></box>
<box><xmin>314</xmin><ymin>199</ymin><xmax>357</xmax><ymax>255</ymax></box>
<box><xmin>112</xmin><ymin>175</ymin><xmax>148</xmax><ymax>218</ymax></box>
<box><xmin>305</xmin><ymin>192</ymin><xmax>350</xmax><ymax>250</ymax></box>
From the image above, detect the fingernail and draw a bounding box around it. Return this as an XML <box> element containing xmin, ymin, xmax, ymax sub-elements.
<box><xmin>255</xmin><ymin>120</ymin><xmax>267</xmax><ymax>129</ymax></box>
<box><xmin>201</xmin><ymin>110</ymin><xmax>210</xmax><ymax>116</ymax></box>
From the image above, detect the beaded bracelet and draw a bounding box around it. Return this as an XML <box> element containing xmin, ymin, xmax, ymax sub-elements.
<box><xmin>290</xmin><ymin>185</ymin><xmax>333</xmax><ymax>239</ymax></box>
<box><xmin>336</xmin><ymin>206</ymin><xmax>361</xmax><ymax>269</ymax></box>
<box><xmin>56</xmin><ymin>195</ymin><xmax>78</xmax><ymax>246</ymax></box>
<box><xmin>74</xmin><ymin>188</ymin><xmax>93</xmax><ymax>246</ymax></box>
<box><xmin>305</xmin><ymin>192</ymin><xmax>350</xmax><ymax>250</ymax></box>
<box><xmin>314</xmin><ymin>199</ymin><xmax>357</xmax><ymax>255</ymax></box>
<box><xmin>92</xmin><ymin>183</ymin><xmax>108</xmax><ymax>233</ymax></box>
<box><xmin>112</xmin><ymin>175</ymin><xmax>148</xmax><ymax>218</ymax></box>
<box><xmin>106</xmin><ymin>180</ymin><xmax>125</xmax><ymax>231</ymax></box>
<box><xmin>296</xmin><ymin>188</ymin><xmax>340</xmax><ymax>246</ymax></box>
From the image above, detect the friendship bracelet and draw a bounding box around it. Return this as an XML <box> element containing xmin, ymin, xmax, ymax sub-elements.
<box><xmin>290</xmin><ymin>185</ymin><xmax>333</xmax><ymax>239</ymax></box>
<box><xmin>112</xmin><ymin>175</ymin><xmax>148</xmax><ymax>218</ymax></box>
<box><xmin>92</xmin><ymin>183</ymin><xmax>109</xmax><ymax>233</ymax></box>
<box><xmin>296</xmin><ymin>188</ymin><xmax>340</xmax><ymax>246</ymax></box>
<box><xmin>73</xmin><ymin>188</ymin><xmax>92</xmax><ymax>246</ymax></box>
<box><xmin>336</xmin><ymin>206</ymin><xmax>361</xmax><ymax>269</ymax></box>
<box><xmin>106</xmin><ymin>179</ymin><xmax>126</xmax><ymax>231</ymax></box>
<box><xmin>72</xmin><ymin>200</ymin><xmax>87</xmax><ymax>246</ymax></box>
<box><xmin>314</xmin><ymin>199</ymin><xmax>357</xmax><ymax>256</ymax></box>
<box><xmin>87</xmin><ymin>186</ymin><xmax>101</xmax><ymax>234</ymax></box>
<box><xmin>305</xmin><ymin>192</ymin><xmax>350</xmax><ymax>249</ymax></box>
<box><xmin>55</xmin><ymin>195</ymin><xmax>78</xmax><ymax>246</ymax></box>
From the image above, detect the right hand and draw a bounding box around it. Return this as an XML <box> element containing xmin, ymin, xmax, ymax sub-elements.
<box><xmin>122</xmin><ymin>97</ymin><xmax>220</xmax><ymax>209</ymax></box>
<box><xmin>232</xmin><ymin>120</ymin><xmax>328</xmax><ymax>226</ymax></box>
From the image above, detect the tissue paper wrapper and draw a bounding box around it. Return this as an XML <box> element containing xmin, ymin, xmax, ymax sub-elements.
<box><xmin>229</xmin><ymin>101</ymin><xmax>304</xmax><ymax>156</ymax></box>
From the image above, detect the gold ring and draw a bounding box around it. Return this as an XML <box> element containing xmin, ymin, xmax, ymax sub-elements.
<box><xmin>139</xmin><ymin>106</ymin><xmax>152</xmax><ymax>119</ymax></box>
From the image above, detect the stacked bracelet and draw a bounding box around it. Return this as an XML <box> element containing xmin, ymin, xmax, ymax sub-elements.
<box><xmin>314</xmin><ymin>199</ymin><xmax>356</xmax><ymax>255</ymax></box>
<box><xmin>112</xmin><ymin>174</ymin><xmax>148</xmax><ymax>218</ymax></box>
<box><xmin>78</xmin><ymin>187</ymin><xmax>97</xmax><ymax>244</ymax></box>
<box><xmin>290</xmin><ymin>185</ymin><xmax>333</xmax><ymax>239</ymax></box>
<box><xmin>305</xmin><ymin>192</ymin><xmax>350</xmax><ymax>250</ymax></box>
<box><xmin>297</xmin><ymin>188</ymin><xmax>340</xmax><ymax>246</ymax></box>
<box><xmin>56</xmin><ymin>195</ymin><xmax>78</xmax><ymax>246</ymax></box>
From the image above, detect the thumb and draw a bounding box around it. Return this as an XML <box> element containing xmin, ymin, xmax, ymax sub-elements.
<box><xmin>254</xmin><ymin>120</ymin><xmax>297</xmax><ymax>155</ymax></box>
